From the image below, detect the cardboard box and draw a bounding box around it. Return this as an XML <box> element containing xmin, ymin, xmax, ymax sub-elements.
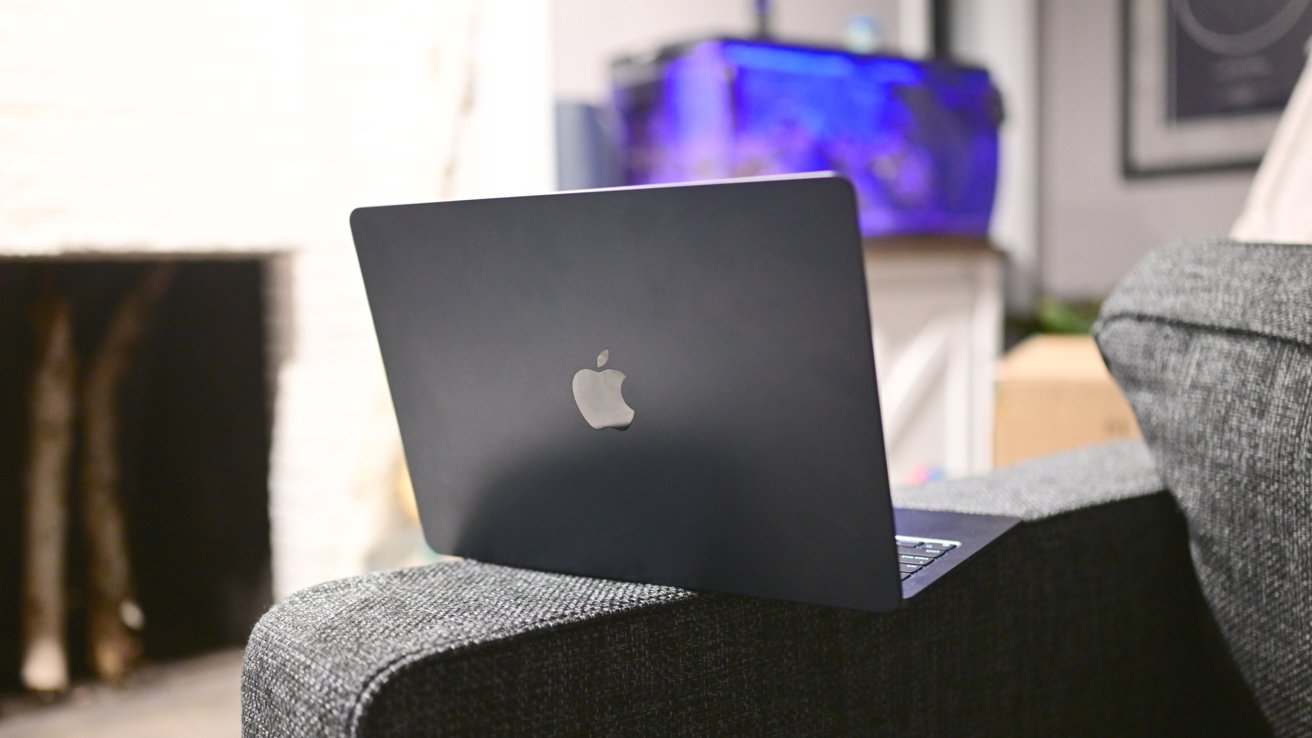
<box><xmin>994</xmin><ymin>335</ymin><xmax>1140</xmax><ymax>468</ymax></box>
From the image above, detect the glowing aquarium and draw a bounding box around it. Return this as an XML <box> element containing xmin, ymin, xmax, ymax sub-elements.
<box><xmin>612</xmin><ymin>38</ymin><xmax>1001</xmax><ymax>238</ymax></box>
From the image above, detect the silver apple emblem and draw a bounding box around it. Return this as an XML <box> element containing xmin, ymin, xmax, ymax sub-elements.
<box><xmin>571</xmin><ymin>349</ymin><xmax>635</xmax><ymax>430</ymax></box>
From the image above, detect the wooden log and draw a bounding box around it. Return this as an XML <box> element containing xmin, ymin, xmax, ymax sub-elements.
<box><xmin>20</xmin><ymin>284</ymin><xmax>78</xmax><ymax>693</ymax></box>
<box><xmin>81</xmin><ymin>264</ymin><xmax>175</xmax><ymax>681</ymax></box>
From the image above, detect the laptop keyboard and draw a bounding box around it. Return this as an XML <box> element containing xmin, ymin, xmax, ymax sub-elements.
<box><xmin>894</xmin><ymin>536</ymin><xmax>959</xmax><ymax>580</ymax></box>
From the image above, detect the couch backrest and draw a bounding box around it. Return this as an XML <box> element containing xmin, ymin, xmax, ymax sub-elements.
<box><xmin>1095</xmin><ymin>238</ymin><xmax>1312</xmax><ymax>736</ymax></box>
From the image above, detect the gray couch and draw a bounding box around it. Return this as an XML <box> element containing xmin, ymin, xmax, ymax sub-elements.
<box><xmin>243</xmin><ymin>238</ymin><xmax>1311</xmax><ymax>736</ymax></box>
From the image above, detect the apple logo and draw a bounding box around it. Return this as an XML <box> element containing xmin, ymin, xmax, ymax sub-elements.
<box><xmin>571</xmin><ymin>349</ymin><xmax>635</xmax><ymax>430</ymax></box>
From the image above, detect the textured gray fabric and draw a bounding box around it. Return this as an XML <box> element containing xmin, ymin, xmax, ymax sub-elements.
<box><xmin>1095</xmin><ymin>238</ymin><xmax>1312</xmax><ymax>737</ymax></box>
<box><xmin>892</xmin><ymin>439</ymin><xmax>1163</xmax><ymax>519</ymax></box>
<box><xmin>243</xmin><ymin>442</ymin><xmax>1264</xmax><ymax>737</ymax></box>
<box><xmin>242</xmin><ymin>564</ymin><xmax>692</xmax><ymax>737</ymax></box>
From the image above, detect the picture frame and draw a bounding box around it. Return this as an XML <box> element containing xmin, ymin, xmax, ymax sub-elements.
<box><xmin>1121</xmin><ymin>0</ymin><xmax>1312</xmax><ymax>177</ymax></box>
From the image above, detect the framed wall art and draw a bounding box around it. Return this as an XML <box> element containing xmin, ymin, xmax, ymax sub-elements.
<box><xmin>1122</xmin><ymin>0</ymin><xmax>1312</xmax><ymax>176</ymax></box>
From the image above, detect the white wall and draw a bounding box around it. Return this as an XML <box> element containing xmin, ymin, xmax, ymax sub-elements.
<box><xmin>1039</xmin><ymin>1</ymin><xmax>1254</xmax><ymax>300</ymax></box>
<box><xmin>951</xmin><ymin>0</ymin><xmax>1041</xmax><ymax>313</ymax></box>
<box><xmin>552</xmin><ymin>0</ymin><xmax>904</xmax><ymax>101</ymax></box>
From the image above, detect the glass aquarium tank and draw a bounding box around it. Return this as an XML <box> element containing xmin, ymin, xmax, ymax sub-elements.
<box><xmin>611</xmin><ymin>38</ymin><xmax>1001</xmax><ymax>238</ymax></box>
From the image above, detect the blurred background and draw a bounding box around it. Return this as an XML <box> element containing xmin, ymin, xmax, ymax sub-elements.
<box><xmin>1</xmin><ymin>1</ymin><xmax>1306</xmax><ymax>735</ymax></box>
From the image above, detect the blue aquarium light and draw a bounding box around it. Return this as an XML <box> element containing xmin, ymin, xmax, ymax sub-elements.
<box><xmin>611</xmin><ymin>38</ymin><xmax>1001</xmax><ymax>238</ymax></box>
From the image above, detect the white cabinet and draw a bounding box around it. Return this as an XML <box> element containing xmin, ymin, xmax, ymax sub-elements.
<box><xmin>862</xmin><ymin>240</ymin><xmax>1003</xmax><ymax>485</ymax></box>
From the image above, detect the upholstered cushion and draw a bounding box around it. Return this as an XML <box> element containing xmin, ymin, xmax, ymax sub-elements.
<box><xmin>243</xmin><ymin>442</ymin><xmax>1264</xmax><ymax>737</ymax></box>
<box><xmin>1095</xmin><ymin>238</ymin><xmax>1312</xmax><ymax>736</ymax></box>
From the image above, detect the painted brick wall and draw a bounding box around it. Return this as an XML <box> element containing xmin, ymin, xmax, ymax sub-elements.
<box><xmin>0</xmin><ymin>0</ymin><xmax>552</xmax><ymax>596</ymax></box>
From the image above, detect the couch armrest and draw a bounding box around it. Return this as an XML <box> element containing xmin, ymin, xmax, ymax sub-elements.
<box><xmin>890</xmin><ymin>437</ymin><xmax>1164</xmax><ymax>518</ymax></box>
<box><xmin>242</xmin><ymin>441</ymin><xmax>1258</xmax><ymax>737</ymax></box>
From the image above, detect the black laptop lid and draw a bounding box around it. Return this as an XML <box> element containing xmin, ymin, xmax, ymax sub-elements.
<box><xmin>351</xmin><ymin>174</ymin><xmax>902</xmax><ymax>612</ymax></box>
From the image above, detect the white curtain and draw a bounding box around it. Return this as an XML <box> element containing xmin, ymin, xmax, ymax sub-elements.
<box><xmin>1232</xmin><ymin>55</ymin><xmax>1312</xmax><ymax>243</ymax></box>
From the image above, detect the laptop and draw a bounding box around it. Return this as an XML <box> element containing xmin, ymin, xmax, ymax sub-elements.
<box><xmin>351</xmin><ymin>173</ymin><xmax>1018</xmax><ymax>612</ymax></box>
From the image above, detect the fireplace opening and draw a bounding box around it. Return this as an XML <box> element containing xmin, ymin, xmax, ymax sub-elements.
<box><xmin>0</xmin><ymin>257</ymin><xmax>273</xmax><ymax>695</ymax></box>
